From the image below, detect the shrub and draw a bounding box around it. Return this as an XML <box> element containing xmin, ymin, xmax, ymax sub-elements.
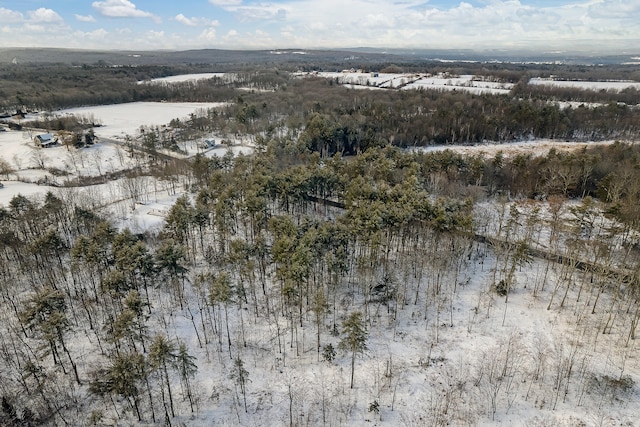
<box><xmin>494</xmin><ymin>279</ymin><xmax>508</xmax><ymax>296</ymax></box>
<box><xmin>322</xmin><ymin>343</ymin><xmax>336</xmax><ymax>363</ymax></box>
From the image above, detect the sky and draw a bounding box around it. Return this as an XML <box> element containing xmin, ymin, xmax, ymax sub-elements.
<box><xmin>0</xmin><ymin>0</ymin><xmax>639</xmax><ymax>52</ymax></box>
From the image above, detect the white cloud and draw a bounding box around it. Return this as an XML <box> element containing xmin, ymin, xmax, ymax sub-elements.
<box><xmin>2</xmin><ymin>0</ymin><xmax>640</xmax><ymax>52</ymax></box>
<box><xmin>198</xmin><ymin>28</ymin><xmax>218</xmax><ymax>42</ymax></box>
<box><xmin>175</xmin><ymin>14</ymin><xmax>219</xmax><ymax>27</ymax></box>
<box><xmin>146</xmin><ymin>30</ymin><xmax>165</xmax><ymax>39</ymax></box>
<box><xmin>212</xmin><ymin>0</ymin><xmax>640</xmax><ymax>49</ymax></box>
<box><xmin>209</xmin><ymin>0</ymin><xmax>243</xmax><ymax>6</ymax></box>
<box><xmin>75</xmin><ymin>14</ymin><xmax>97</xmax><ymax>23</ymax></box>
<box><xmin>230</xmin><ymin>4</ymin><xmax>289</xmax><ymax>22</ymax></box>
<box><xmin>175</xmin><ymin>14</ymin><xmax>197</xmax><ymax>26</ymax></box>
<box><xmin>23</xmin><ymin>22</ymin><xmax>71</xmax><ymax>35</ymax></box>
<box><xmin>92</xmin><ymin>0</ymin><xmax>159</xmax><ymax>21</ymax></box>
<box><xmin>116</xmin><ymin>27</ymin><xmax>133</xmax><ymax>36</ymax></box>
<box><xmin>0</xmin><ymin>8</ymin><xmax>24</xmax><ymax>24</ymax></box>
<box><xmin>85</xmin><ymin>28</ymin><xmax>109</xmax><ymax>39</ymax></box>
<box><xmin>27</xmin><ymin>8</ymin><xmax>64</xmax><ymax>24</ymax></box>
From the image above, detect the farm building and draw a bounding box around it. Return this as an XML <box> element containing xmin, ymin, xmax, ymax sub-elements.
<box><xmin>34</xmin><ymin>133</ymin><xmax>57</xmax><ymax>148</ymax></box>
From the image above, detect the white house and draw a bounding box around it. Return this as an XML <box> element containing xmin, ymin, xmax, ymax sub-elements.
<box><xmin>34</xmin><ymin>133</ymin><xmax>57</xmax><ymax>148</ymax></box>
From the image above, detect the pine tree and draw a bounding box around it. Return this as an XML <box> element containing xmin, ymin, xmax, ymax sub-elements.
<box><xmin>176</xmin><ymin>342</ymin><xmax>198</xmax><ymax>413</ymax></box>
<box><xmin>338</xmin><ymin>311</ymin><xmax>368</xmax><ymax>388</ymax></box>
<box><xmin>19</xmin><ymin>286</ymin><xmax>81</xmax><ymax>384</ymax></box>
<box><xmin>311</xmin><ymin>290</ymin><xmax>329</xmax><ymax>360</ymax></box>
<box><xmin>149</xmin><ymin>335</ymin><xmax>178</xmax><ymax>419</ymax></box>
<box><xmin>230</xmin><ymin>357</ymin><xmax>249</xmax><ymax>412</ymax></box>
<box><xmin>209</xmin><ymin>272</ymin><xmax>234</xmax><ymax>358</ymax></box>
<box><xmin>89</xmin><ymin>352</ymin><xmax>147</xmax><ymax>422</ymax></box>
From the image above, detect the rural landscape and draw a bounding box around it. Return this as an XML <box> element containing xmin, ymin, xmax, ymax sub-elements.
<box><xmin>1</xmin><ymin>47</ymin><xmax>640</xmax><ymax>426</ymax></box>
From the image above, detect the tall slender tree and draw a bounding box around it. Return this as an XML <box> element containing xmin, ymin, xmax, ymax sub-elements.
<box><xmin>339</xmin><ymin>311</ymin><xmax>368</xmax><ymax>389</ymax></box>
<box><xmin>149</xmin><ymin>335</ymin><xmax>178</xmax><ymax>420</ymax></box>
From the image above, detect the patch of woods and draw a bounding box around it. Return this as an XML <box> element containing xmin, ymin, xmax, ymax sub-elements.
<box><xmin>21</xmin><ymin>113</ymin><xmax>101</xmax><ymax>132</ymax></box>
<box><xmin>0</xmin><ymin>63</ymin><xmax>234</xmax><ymax>111</ymax></box>
<box><xmin>114</xmin><ymin>75</ymin><xmax>640</xmax><ymax>159</ymax></box>
<box><xmin>511</xmin><ymin>78</ymin><xmax>640</xmax><ymax>105</ymax></box>
<box><xmin>1</xmin><ymin>138</ymin><xmax>640</xmax><ymax>425</ymax></box>
<box><xmin>3</xmin><ymin>63</ymin><xmax>640</xmax><ymax>153</ymax></box>
<box><xmin>415</xmin><ymin>141</ymin><xmax>640</xmax><ymax>225</ymax></box>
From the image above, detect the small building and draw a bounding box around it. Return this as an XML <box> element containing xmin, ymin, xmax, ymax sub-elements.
<box><xmin>199</xmin><ymin>139</ymin><xmax>216</xmax><ymax>149</ymax></box>
<box><xmin>34</xmin><ymin>133</ymin><xmax>57</xmax><ymax>148</ymax></box>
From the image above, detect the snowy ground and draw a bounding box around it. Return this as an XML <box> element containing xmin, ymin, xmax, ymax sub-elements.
<box><xmin>302</xmin><ymin>72</ymin><xmax>514</xmax><ymax>95</ymax></box>
<box><xmin>2</xmin><ymin>99</ymin><xmax>640</xmax><ymax>426</ymax></box>
<box><xmin>138</xmin><ymin>203</ymin><xmax>640</xmax><ymax>427</ymax></box>
<box><xmin>302</xmin><ymin>72</ymin><xmax>640</xmax><ymax>96</ymax></box>
<box><xmin>137</xmin><ymin>72</ymin><xmax>640</xmax><ymax>97</ymax></box>
<box><xmin>411</xmin><ymin>139</ymin><xmax>618</xmax><ymax>158</ymax></box>
<box><xmin>56</xmin><ymin>102</ymin><xmax>227</xmax><ymax>140</ymax></box>
<box><xmin>556</xmin><ymin>101</ymin><xmax>608</xmax><ymax>110</ymax></box>
<box><xmin>0</xmin><ymin>102</ymin><xmax>253</xmax><ymax>224</ymax></box>
<box><xmin>529</xmin><ymin>78</ymin><xmax>640</xmax><ymax>92</ymax></box>
<box><xmin>0</xmin><ymin>127</ymin><xmax>137</xmax><ymax>182</ymax></box>
<box><xmin>404</xmin><ymin>75</ymin><xmax>512</xmax><ymax>94</ymax></box>
<box><xmin>138</xmin><ymin>73</ymin><xmax>228</xmax><ymax>85</ymax></box>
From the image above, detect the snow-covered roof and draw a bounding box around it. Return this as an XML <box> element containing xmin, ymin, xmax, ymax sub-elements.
<box><xmin>35</xmin><ymin>133</ymin><xmax>54</xmax><ymax>142</ymax></box>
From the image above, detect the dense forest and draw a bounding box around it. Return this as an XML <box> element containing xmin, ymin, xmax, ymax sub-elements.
<box><xmin>1</xmin><ymin>54</ymin><xmax>640</xmax><ymax>425</ymax></box>
<box><xmin>1</xmin><ymin>138</ymin><xmax>640</xmax><ymax>425</ymax></box>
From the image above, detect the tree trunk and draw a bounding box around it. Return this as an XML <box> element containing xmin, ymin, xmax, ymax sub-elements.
<box><xmin>163</xmin><ymin>363</ymin><xmax>176</xmax><ymax>418</ymax></box>
<box><xmin>350</xmin><ymin>352</ymin><xmax>356</xmax><ymax>388</ymax></box>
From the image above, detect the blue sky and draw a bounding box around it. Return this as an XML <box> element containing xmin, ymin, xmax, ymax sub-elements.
<box><xmin>0</xmin><ymin>0</ymin><xmax>638</xmax><ymax>52</ymax></box>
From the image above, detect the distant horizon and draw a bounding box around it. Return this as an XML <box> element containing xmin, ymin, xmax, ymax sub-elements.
<box><xmin>2</xmin><ymin>45</ymin><xmax>639</xmax><ymax>68</ymax></box>
<box><xmin>2</xmin><ymin>45</ymin><xmax>639</xmax><ymax>58</ymax></box>
<box><xmin>1</xmin><ymin>44</ymin><xmax>639</xmax><ymax>53</ymax></box>
<box><xmin>1</xmin><ymin>1</ymin><xmax>638</xmax><ymax>53</ymax></box>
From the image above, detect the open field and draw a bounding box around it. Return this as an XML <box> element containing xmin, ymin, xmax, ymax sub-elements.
<box><xmin>57</xmin><ymin>102</ymin><xmax>228</xmax><ymax>140</ymax></box>
<box><xmin>303</xmin><ymin>71</ymin><xmax>514</xmax><ymax>95</ymax></box>
<box><xmin>139</xmin><ymin>73</ymin><xmax>229</xmax><ymax>85</ymax></box>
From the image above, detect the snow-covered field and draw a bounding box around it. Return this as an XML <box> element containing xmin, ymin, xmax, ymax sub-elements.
<box><xmin>138</xmin><ymin>72</ymin><xmax>640</xmax><ymax>97</ymax></box>
<box><xmin>302</xmin><ymin>71</ymin><xmax>640</xmax><ymax>96</ymax></box>
<box><xmin>0</xmin><ymin>102</ymin><xmax>253</xmax><ymax>228</ymax></box>
<box><xmin>0</xmin><ymin>96</ymin><xmax>619</xmax><ymax>234</ymax></box>
<box><xmin>57</xmin><ymin>101</ymin><xmax>227</xmax><ymax>140</ymax></box>
<box><xmin>304</xmin><ymin>72</ymin><xmax>514</xmax><ymax>94</ymax></box>
<box><xmin>404</xmin><ymin>74</ymin><xmax>513</xmax><ymax>94</ymax></box>
<box><xmin>0</xmin><ymin>127</ymin><xmax>136</xmax><ymax>180</ymax></box>
<box><xmin>138</xmin><ymin>73</ymin><xmax>227</xmax><ymax>85</ymax></box>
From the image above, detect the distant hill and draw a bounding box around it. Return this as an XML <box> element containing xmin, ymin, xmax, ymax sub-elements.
<box><xmin>0</xmin><ymin>48</ymin><xmax>401</xmax><ymax>68</ymax></box>
<box><xmin>1</xmin><ymin>47</ymin><xmax>638</xmax><ymax>67</ymax></box>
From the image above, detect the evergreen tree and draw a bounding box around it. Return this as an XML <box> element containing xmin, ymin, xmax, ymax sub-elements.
<box><xmin>230</xmin><ymin>357</ymin><xmax>249</xmax><ymax>413</ymax></box>
<box><xmin>338</xmin><ymin>311</ymin><xmax>368</xmax><ymax>388</ymax></box>
<box><xmin>176</xmin><ymin>342</ymin><xmax>198</xmax><ymax>413</ymax></box>
<box><xmin>149</xmin><ymin>335</ymin><xmax>178</xmax><ymax>419</ymax></box>
<box><xmin>19</xmin><ymin>286</ymin><xmax>81</xmax><ymax>384</ymax></box>
<box><xmin>89</xmin><ymin>352</ymin><xmax>147</xmax><ymax>422</ymax></box>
